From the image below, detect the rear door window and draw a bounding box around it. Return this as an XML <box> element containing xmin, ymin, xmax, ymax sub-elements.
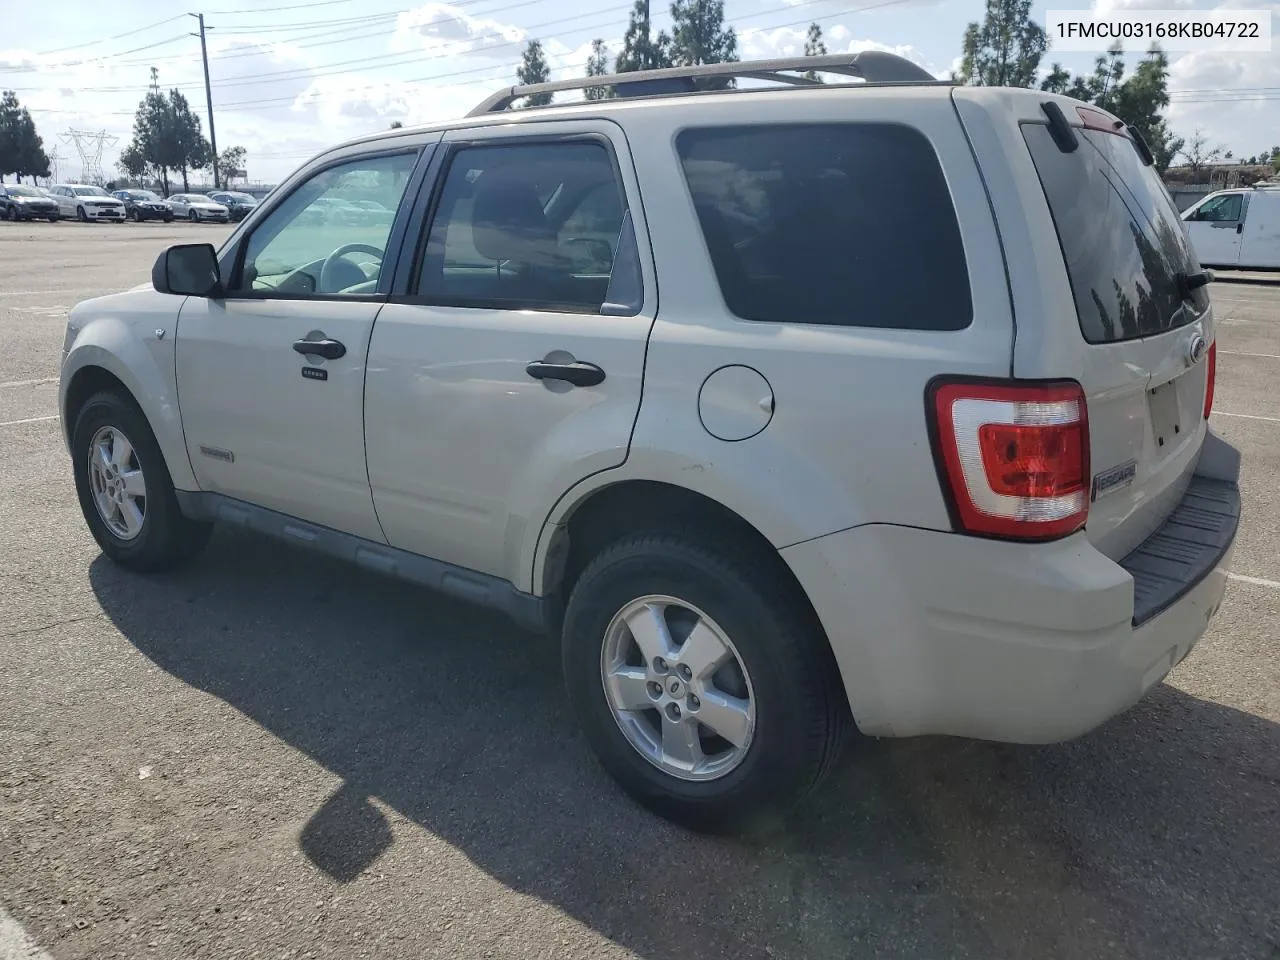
<box><xmin>1021</xmin><ymin>122</ymin><xmax>1208</xmax><ymax>344</ymax></box>
<box><xmin>676</xmin><ymin>123</ymin><xmax>972</xmax><ymax>331</ymax></box>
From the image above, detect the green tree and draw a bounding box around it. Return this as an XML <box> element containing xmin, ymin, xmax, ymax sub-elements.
<box><xmin>218</xmin><ymin>144</ymin><xmax>247</xmax><ymax>180</ymax></box>
<box><xmin>615</xmin><ymin>0</ymin><xmax>672</xmax><ymax>74</ymax></box>
<box><xmin>517</xmin><ymin>39</ymin><xmax>553</xmax><ymax>107</ymax></box>
<box><xmin>803</xmin><ymin>22</ymin><xmax>828</xmax><ymax>83</ymax></box>
<box><xmin>958</xmin><ymin>0</ymin><xmax>1047</xmax><ymax>88</ymax></box>
<box><xmin>167</xmin><ymin>89</ymin><xmax>210</xmax><ymax>191</ymax></box>
<box><xmin>669</xmin><ymin>0</ymin><xmax>738</xmax><ymax>90</ymax></box>
<box><xmin>0</xmin><ymin>90</ymin><xmax>23</xmax><ymax>181</ymax></box>
<box><xmin>130</xmin><ymin>88</ymin><xmax>177</xmax><ymax>195</ymax></box>
<box><xmin>117</xmin><ymin>142</ymin><xmax>149</xmax><ymax>183</ymax></box>
<box><xmin>585</xmin><ymin>38</ymin><xmax>612</xmax><ymax>99</ymax></box>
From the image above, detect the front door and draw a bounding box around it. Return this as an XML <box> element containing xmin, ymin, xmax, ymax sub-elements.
<box><xmin>1183</xmin><ymin>192</ymin><xmax>1245</xmax><ymax>267</ymax></box>
<box><xmin>175</xmin><ymin>147</ymin><xmax>425</xmax><ymax>542</ymax></box>
<box><xmin>364</xmin><ymin>121</ymin><xmax>656</xmax><ymax>584</ymax></box>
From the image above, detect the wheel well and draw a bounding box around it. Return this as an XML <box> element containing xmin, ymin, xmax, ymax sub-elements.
<box><xmin>64</xmin><ymin>366</ymin><xmax>132</xmax><ymax>427</ymax></box>
<box><xmin>551</xmin><ymin>480</ymin><xmax>799</xmax><ymax>604</ymax></box>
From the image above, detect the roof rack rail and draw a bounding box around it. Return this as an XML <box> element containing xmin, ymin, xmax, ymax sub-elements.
<box><xmin>466</xmin><ymin>51</ymin><xmax>944</xmax><ymax>116</ymax></box>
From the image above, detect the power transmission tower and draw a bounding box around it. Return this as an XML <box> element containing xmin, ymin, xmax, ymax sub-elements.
<box><xmin>47</xmin><ymin>146</ymin><xmax>64</xmax><ymax>184</ymax></box>
<box><xmin>190</xmin><ymin>13</ymin><xmax>220</xmax><ymax>189</ymax></box>
<box><xmin>60</xmin><ymin>129</ymin><xmax>119</xmax><ymax>184</ymax></box>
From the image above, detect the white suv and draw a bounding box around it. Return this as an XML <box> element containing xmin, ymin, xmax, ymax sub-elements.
<box><xmin>59</xmin><ymin>54</ymin><xmax>1242</xmax><ymax>834</ymax></box>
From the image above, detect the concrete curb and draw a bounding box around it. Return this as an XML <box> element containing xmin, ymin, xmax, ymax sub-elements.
<box><xmin>1213</xmin><ymin>273</ymin><xmax>1280</xmax><ymax>287</ymax></box>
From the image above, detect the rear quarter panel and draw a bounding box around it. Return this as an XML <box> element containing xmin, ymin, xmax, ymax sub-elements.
<box><xmin>530</xmin><ymin>88</ymin><xmax>1015</xmax><ymax>589</ymax></box>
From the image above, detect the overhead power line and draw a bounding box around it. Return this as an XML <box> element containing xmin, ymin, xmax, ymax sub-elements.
<box><xmin>21</xmin><ymin>13</ymin><xmax>187</xmax><ymax>57</ymax></box>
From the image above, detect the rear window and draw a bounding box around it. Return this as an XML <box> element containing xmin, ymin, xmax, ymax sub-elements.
<box><xmin>1022</xmin><ymin>122</ymin><xmax>1208</xmax><ymax>344</ymax></box>
<box><xmin>676</xmin><ymin>123</ymin><xmax>972</xmax><ymax>331</ymax></box>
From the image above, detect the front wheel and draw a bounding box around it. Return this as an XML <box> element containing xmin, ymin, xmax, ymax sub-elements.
<box><xmin>71</xmin><ymin>390</ymin><xmax>213</xmax><ymax>572</ymax></box>
<box><xmin>188</xmin><ymin>210</ymin><xmax>198</xmax><ymax>222</ymax></box>
<box><xmin>562</xmin><ymin>531</ymin><xmax>850</xmax><ymax>835</ymax></box>
<box><xmin>132</xmin><ymin>209</ymin><xmax>143</xmax><ymax>222</ymax></box>
<box><xmin>48</xmin><ymin>216</ymin><xmax>59</xmax><ymax>223</ymax></box>
<box><xmin>76</xmin><ymin>206</ymin><xmax>88</xmax><ymax>222</ymax></box>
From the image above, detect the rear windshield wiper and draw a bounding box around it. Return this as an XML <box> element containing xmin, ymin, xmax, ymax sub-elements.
<box><xmin>1177</xmin><ymin>269</ymin><xmax>1214</xmax><ymax>300</ymax></box>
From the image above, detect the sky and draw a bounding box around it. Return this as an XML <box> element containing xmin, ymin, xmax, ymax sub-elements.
<box><xmin>1</xmin><ymin>0</ymin><xmax>1277</xmax><ymax>185</ymax></box>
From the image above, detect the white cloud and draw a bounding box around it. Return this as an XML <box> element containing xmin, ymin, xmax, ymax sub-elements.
<box><xmin>392</xmin><ymin>2</ymin><xmax>527</xmax><ymax>59</ymax></box>
<box><xmin>739</xmin><ymin>24</ymin><xmax>947</xmax><ymax>79</ymax></box>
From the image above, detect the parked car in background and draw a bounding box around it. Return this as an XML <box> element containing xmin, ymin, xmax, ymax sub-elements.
<box><xmin>1181</xmin><ymin>184</ymin><xmax>1280</xmax><ymax>270</ymax></box>
<box><xmin>0</xmin><ymin>183</ymin><xmax>60</xmax><ymax>221</ymax></box>
<box><xmin>112</xmin><ymin>189</ymin><xmax>174</xmax><ymax>222</ymax></box>
<box><xmin>208</xmin><ymin>190</ymin><xmax>258</xmax><ymax>222</ymax></box>
<box><xmin>48</xmin><ymin>184</ymin><xmax>126</xmax><ymax>222</ymax></box>
<box><xmin>345</xmin><ymin>199</ymin><xmax>396</xmax><ymax>227</ymax></box>
<box><xmin>167</xmin><ymin>193</ymin><xmax>231</xmax><ymax>223</ymax></box>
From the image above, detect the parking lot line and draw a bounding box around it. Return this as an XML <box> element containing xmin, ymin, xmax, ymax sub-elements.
<box><xmin>0</xmin><ymin>415</ymin><xmax>58</xmax><ymax>428</ymax></box>
<box><xmin>0</xmin><ymin>378</ymin><xmax>57</xmax><ymax>389</ymax></box>
<box><xmin>1214</xmin><ymin>411</ymin><xmax>1280</xmax><ymax>423</ymax></box>
<box><xmin>1229</xmin><ymin>572</ymin><xmax>1280</xmax><ymax>590</ymax></box>
<box><xmin>1220</xmin><ymin>351</ymin><xmax>1280</xmax><ymax>360</ymax></box>
<box><xmin>0</xmin><ymin>904</ymin><xmax>53</xmax><ymax>960</ymax></box>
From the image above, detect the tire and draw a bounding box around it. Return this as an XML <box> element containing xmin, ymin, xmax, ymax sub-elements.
<box><xmin>76</xmin><ymin>206</ymin><xmax>88</xmax><ymax>223</ymax></box>
<box><xmin>4</xmin><ymin>206</ymin><xmax>14</xmax><ymax>221</ymax></box>
<box><xmin>48</xmin><ymin>217</ymin><xmax>58</xmax><ymax>223</ymax></box>
<box><xmin>71</xmin><ymin>390</ymin><xmax>213</xmax><ymax>573</ymax></box>
<box><xmin>133</xmin><ymin>209</ymin><xmax>143</xmax><ymax>222</ymax></box>
<box><xmin>164</xmin><ymin>215</ymin><xmax>173</xmax><ymax>223</ymax></box>
<box><xmin>562</xmin><ymin>530</ymin><xmax>850</xmax><ymax>835</ymax></box>
<box><xmin>188</xmin><ymin>210</ymin><xmax>198</xmax><ymax>222</ymax></box>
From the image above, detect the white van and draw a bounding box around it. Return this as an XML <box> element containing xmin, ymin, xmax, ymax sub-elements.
<box><xmin>1181</xmin><ymin>185</ymin><xmax>1280</xmax><ymax>269</ymax></box>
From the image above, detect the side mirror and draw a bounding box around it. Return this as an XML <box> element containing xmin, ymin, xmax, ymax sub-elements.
<box><xmin>152</xmin><ymin>243</ymin><xmax>223</xmax><ymax>297</ymax></box>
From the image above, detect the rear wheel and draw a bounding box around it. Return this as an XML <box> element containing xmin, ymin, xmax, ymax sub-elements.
<box><xmin>562</xmin><ymin>531</ymin><xmax>849</xmax><ymax>835</ymax></box>
<box><xmin>71</xmin><ymin>390</ymin><xmax>212</xmax><ymax>572</ymax></box>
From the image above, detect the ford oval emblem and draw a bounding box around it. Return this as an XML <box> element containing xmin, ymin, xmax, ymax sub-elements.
<box><xmin>1187</xmin><ymin>334</ymin><xmax>1208</xmax><ymax>367</ymax></box>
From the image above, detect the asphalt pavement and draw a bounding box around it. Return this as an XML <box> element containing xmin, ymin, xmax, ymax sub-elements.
<box><xmin>1</xmin><ymin>221</ymin><xmax>1278</xmax><ymax>960</ymax></box>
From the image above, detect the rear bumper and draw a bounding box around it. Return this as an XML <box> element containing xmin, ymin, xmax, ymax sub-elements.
<box><xmin>782</xmin><ymin>429</ymin><xmax>1242</xmax><ymax>744</ymax></box>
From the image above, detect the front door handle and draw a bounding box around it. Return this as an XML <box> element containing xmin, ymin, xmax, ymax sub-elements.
<box><xmin>526</xmin><ymin>360</ymin><xmax>606</xmax><ymax>387</ymax></box>
<box><xmin>293</xmin><ymin>337</ymin><xmax>346</xmax><ymax>360</ymax></box>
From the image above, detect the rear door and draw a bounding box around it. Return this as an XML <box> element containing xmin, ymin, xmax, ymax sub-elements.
<box><xmin>364</xmin><ymin>119</ymin><xmax>655</xmax><ymax>584</ymax></box>
<box><xmin>984</xmin><ymin>97</ymin><xmax>1216</xmax><ymax>560</ymax></box>
<box><xmin>1182</xmin><ymin>191</ymin><xmax>1245</xmax><ymax>267</ymax></box>
<box><xmin>1239</xmin><ymin>191</ymin><xmax>1280</xmax><ymax>268</ymax></box>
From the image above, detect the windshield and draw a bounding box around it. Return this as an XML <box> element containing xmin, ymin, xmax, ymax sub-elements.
<box><xmin>130</xmin><ymin>190</ymin><xmax>159</xmax><ymax>200</ymax></box>
<box><xmin>1022</xmin><ymin>123</ymin><xmax>1207</xmax><ymax>343</ymax></box>
<box><xmin>225</xmin><ymin>192</ymin><xmax>255</xmax><ymax>202</ymax></box>
<box><xmin>72</xmin><ymin>186</ymin><xmax>109</xmax><ymax>197</ymax></box>
<box><xmin>187</xmin><ymin>195</ymin><xmax>216</xmax><ymax>203</ymax></box>
<box><xmin>5</xmin><ymin>185</ymin><xmax>42</xmax><ymax>197</ymax></box>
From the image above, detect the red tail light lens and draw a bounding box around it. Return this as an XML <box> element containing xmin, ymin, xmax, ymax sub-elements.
<box><xmin>929</xmin><ymin>379</ymin><xmax>1090</xmax><ymax>540</ymax></box>
<box><xmin>1203</xmin><ymin>341</ymin><xmax>1216</xmax><ymax>420</ymax></box>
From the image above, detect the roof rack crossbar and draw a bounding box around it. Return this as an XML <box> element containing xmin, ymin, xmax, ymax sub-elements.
<box><xmin>466</xmin><ymin>51</ymin><xmax>943</xmax><ymax>116</ymax></box>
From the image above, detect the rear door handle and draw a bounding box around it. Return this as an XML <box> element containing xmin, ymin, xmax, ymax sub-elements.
<box><xmin>1237</xmin><ymin>222</ymin><xmax>1244</xmax><ymax>234</ymax></box>
<box><xmin>292</xmin><ymin>337</ymin><xmax>346</xmax><ymax>360</ymax></box>
<box><xmin>525</xmin><ymin>360</ymin><xmax>606</xmax><ymax>387</ymax></box>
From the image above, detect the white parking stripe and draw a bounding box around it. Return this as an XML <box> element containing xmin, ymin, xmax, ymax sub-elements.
<box><xmin>1229</xmin><ymin>572</ymin><xmax>1280</xmax><ymax>590</ymax></box>
<box><xmin>0</xmin><ymin>905</ymin><xmax>54</xmax><ymax>960</ymax></box>
<box><xmin>0</xmin><ymin>416</ymin><xmax>58</xmax><ymax>428</ymax></box>
<box><xmin>1213</xmin><ymin>411</ymin><xmax>1280</xmax><ymax>423</ymax></box>
<box><xmin>1220</xmin><ymin>351</ymin><xmax>1280</xmax><ymax>360</ymax></box>
<box><xmin>0</xmin><ymin>378</ymin><xmax>57</xmax><ymax>389</ymax></box>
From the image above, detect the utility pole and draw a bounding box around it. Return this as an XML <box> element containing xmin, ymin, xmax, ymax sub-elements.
<box><xmin>190</xmin><ymin>13</ymin><xmax>220</xmax><ymax>189</ymax></box>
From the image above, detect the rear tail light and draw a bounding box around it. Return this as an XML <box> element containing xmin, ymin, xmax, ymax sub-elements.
<box><xmin>1203</xmin><ymin>341</ymin><xmax>1216</xmax><ymax>420</ymax></box>
<box><xmin>928</xmin><ymin>379</ymin><xmax>1090</xmax><ymax>540</ymax></box>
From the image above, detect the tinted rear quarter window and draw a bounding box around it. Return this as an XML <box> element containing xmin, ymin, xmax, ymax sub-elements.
<box><xmin>1021</xmin><ymin>122</ymin><xmax>1208</xmax><ymax>344</ymax></box>
<box><xmin>676</xmin><ymin>123</ymin><xmax>972</xmax><ymax>331</ymax></box>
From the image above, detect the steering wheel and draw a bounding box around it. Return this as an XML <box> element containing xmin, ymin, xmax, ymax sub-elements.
<box><xmin>319</xmin><ymin>243</ymin><xmax>385</xmax><ymax>293</ymax></box>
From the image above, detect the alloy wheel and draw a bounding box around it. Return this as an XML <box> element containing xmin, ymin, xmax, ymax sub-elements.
<box><xmin>87</xmin><ymin>425</ymin><xmax>148</xmax><ymax>541</ymax></box>
<box><xmin>600</xmin><ymin>595</ymin><xmax>757</xmax><ymax>782</ymax></box>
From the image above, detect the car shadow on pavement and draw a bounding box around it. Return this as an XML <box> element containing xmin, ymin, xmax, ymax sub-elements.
<box><xmin>89</xmin><ymin>528</ymin><xmax>1280</xmax><ymax>960</ymax></box>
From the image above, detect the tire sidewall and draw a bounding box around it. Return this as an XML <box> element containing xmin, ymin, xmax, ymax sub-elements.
<box><xmin>563</xmin><ymin>540</ymin><xmax>821</xmax><ymax>823</ymax></box>
<box><xmin>71</xmin><ymin>393</ymin><xmax>178</xmax><ymax>566</ymax></box>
